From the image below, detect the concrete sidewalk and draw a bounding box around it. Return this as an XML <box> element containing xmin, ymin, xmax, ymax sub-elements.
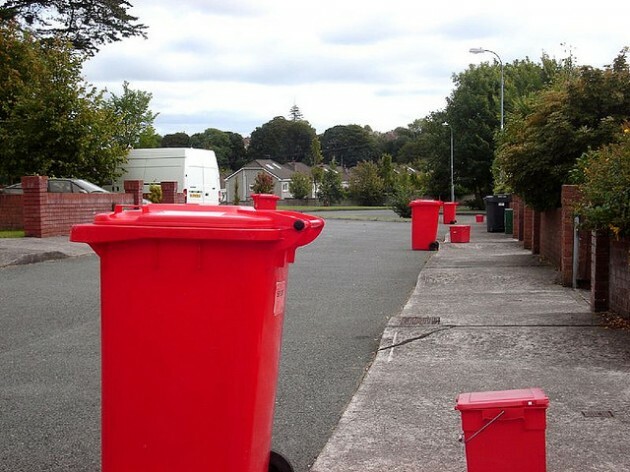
<box><xmin>312</xmin><ymin>214</ymin><xmax>630</xmax><ymax>472</ymax></box>
<box><xmin>0</xmin><ymin>235</ymin><xmax>93</xmax><ymax>268</ymax></box>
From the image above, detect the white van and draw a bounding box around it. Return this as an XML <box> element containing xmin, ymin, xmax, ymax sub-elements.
<box><xmin>110</xmin><ymin>148</ymin><xmax>221</xmax><ymax>205</ymax></box>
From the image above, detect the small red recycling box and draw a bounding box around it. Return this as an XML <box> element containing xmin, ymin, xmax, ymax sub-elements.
<box><xmin>409</xmin><ymin>199</ymin><xmax>441</xmax><ymax>251</ymax></box>
<box><xmin>70</xmin><ymin>204</ymin><xmax>324</xmax><ymax>472</ymax></box>
<box><xmin>442</xmin><ymin>202</ymin><xmax>459</xmax><ymax>224</ymax></box>
<box><xmin>449</xmin><ymin>225</ymin><xmax>470</xmax><ymax>243</ymax></box>
<box><xmin>455</xmin><ymin>388</ymin><xmax>549</xmax><ymax>472</ymax></box>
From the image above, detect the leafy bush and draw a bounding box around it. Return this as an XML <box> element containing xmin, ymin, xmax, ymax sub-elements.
<box><xmin>148</xmin><ymin>184</ymin><xmax>162</xmax><ymax>203</ymax></box>
<box><xmin>348</xmin><ymin>161</ymin><xmax>385</xmax><ymax>206</ymax></box>
<box><xmin>574</xmin><ymin>126</ymin><xmax>630</xmax><ymax>238</ymax></box>
<box><xmin>390</xmin><ymin>170</ymin><xmax>429</xmax><ymax>218</ymax></box>
<box><xmin>252</xmin><ymin>172</ymin><xmax>274</xmax><ymax>194</ymax></box>
<box><xmin>289</xmin><ymin>172</ymin><xmax>312</xmax><ymax>200</ymax></box>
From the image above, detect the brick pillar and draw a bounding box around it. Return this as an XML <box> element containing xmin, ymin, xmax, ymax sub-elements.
<box><xmin>523</xmin><ymin>206</ymin><xmax>533</xmax><ymax>250</ymax></box>
<box><xmin>532</xmin><ymin>211</ymin><xmax>541</xmax><ymax>254</ymax></box>
<box><xmin>124</xmin><ymin>180</ymin><xmax>143</xmax><ymax>205</ymax></box>
<box><xmin>160</xmin><ymin>181</ymin><xmax>178</xmax><ymax>204</ymax></box>
<box><xmin>22</xmin><ymin>176</ymin><xmax>48</xmax><ymax>238</ymax></box>
<box><xmin>590</xmin><ymin>230</ymin><xmax>610</xmax><ymax>312</ymax></box>
<box><xmin>512</xmin><ymin>195</ymin><xmax>522</xmax><ymax>240</ymax></box>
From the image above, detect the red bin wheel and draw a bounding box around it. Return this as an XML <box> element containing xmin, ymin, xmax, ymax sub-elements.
<box><xmin>269</xmin><ymin>451</ymin><xmax>294</xmax><ymax>472</ymax></box>
<box><xmin>429</xmin><ymin>241</ymin><xmax>440</xmax><ymax>251</ymax></box>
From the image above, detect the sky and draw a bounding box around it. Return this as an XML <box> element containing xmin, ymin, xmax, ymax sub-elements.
<box><xmin>82</xmin><ymin>0</ymin><xmax>629</xmax><ymax>138</ymax></box>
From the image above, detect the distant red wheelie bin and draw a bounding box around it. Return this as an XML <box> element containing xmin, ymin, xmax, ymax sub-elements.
<box><xmin>455</xmin><ymin>388</ymin><xmax>549</xmax><ymax>472</ymax></box>
<box><xmin>409</xmin><ymin>199</ymin><xmax>441</xmax><ymax>250</ymax></box>
<box><xmin>252</xmin><ymin>193</ymin><xmax>280</xmax><ymax>210</ymax></box>
<box><xmin>442</xmin><ymin>201</ymin><xmax>458</xmax><ymax>224</ymax></box>
<box><xmin>71</xmin><ymin>204</ymin><xmax>324</xmax><ymax>472</ymax></box>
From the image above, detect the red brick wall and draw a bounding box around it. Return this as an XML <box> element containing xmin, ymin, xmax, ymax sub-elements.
<box><xmin>512</xmin><ymin>196</ymin><xmax>524</xmax><ymax>241</ymax></box>
<box><xmin>540</xmin><ymin>208</ymin><xmax>562</xmax><ymax>269</ymax></box>
<box><xmin>523</xmin><ymin>206</ymin><xmax>533</xmax><ymax>250</ymax></box>
<box><xmin>0</xmin><ymin>194</ymin><xmax>24</xmax><ymax>230</ymax></box>
<box><xmin>160</xmin><ymin>181</ymin><xmax>185</xmax><ymax>204</ymax></box>
<box><xmin>31</xmin><ymin>193</ymin><xmax>132</xmax><ymax>237</ymax></box>
<box><xmin>532</xmin><ymin>211</ymin><xmax>541</xmax><ymax>254</ymax></box>
<box><xmin>21</xmin><ymin>176</ymin><xmax>135</xmax><ymax>237</ymax></box>
<box><xmin>609</xmin><ymin>238</ymin><xmax>630</xmax><ymax>317</ymax></box>
<box><xmin>591</xmin><ymin>231</ymin><xmax>610</xmax><ymax>312</ymax></box>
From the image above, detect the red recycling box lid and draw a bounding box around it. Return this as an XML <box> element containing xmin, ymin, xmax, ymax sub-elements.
<box><xmin>70</xmin><ymin>204</ymin><xmax>324</xmax><ymax>247</ymax></box>
<box><xmin>455</xmin><ymin>388</ymin><xmax>549</xmax><ymax>410</ymax></box>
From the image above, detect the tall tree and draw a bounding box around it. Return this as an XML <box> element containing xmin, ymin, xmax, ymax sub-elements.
<box><xmin>442</xmin><ymin>55</ymin><xmax>567</xmax><ymax>206</ymax></box>
<box><xmin>320</xmin><ymin>125</ymin><xmax>380</xmax><ymax>167</ymax></box>
<box><xmin>161</xmin><ymin>132</ymin><xmax>190</xmax><ymax>147</ymax></box>
<box><xmin>106</xmin><ymin>81</ymin><xmax>158</xmax><ymax>148</ymax></box>
<box><xmin>190</xmin><ymin>128</ymin><xmax>247</xmax><ymax>171</ymax></box>
<box><xmin>496</xmin><ymin>49</ymin><xmax>630</xmax><ymax>210</ymax></box>
<box><xmin>0</xmin><ymin>26</ymin><xmax>125</xmax><ymax>185</ymax></box>
<box><xmin>0</xmin><ymin>0</ymin><xmax>148</xmax><ymax>55</ymax></box>
<box><xmin>248</xmin><ymin>116</ymin><xmax>316</xmax><ymax>164</ymax></box>
<box><xmin>289</xmin><ymin>104</ymin><xmax>304</xmax><ymax>121</ymax></box>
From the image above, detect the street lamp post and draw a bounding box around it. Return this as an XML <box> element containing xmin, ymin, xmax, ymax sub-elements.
<box><xmin>469</xmin><ymin>47</ymin><xmax>504</xmax><ymax>130</ymax></box>
<box><xmin>442</xmin><ymin>122</ymin><xmax>455</xmax><ymax>202</ymax></box>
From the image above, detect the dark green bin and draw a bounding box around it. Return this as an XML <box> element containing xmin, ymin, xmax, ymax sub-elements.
<box><xmin>504</xmin><ymin>208</ymin><xmax>514</xmax><ymax>234</ymax></box>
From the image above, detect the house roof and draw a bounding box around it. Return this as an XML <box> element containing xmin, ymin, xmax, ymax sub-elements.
<box><xmin>226</xmin><ymin>159</ymin><xmax>312</xmax><ymax>181</ymax></box>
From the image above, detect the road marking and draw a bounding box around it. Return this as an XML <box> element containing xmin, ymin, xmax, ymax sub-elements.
<box><xmin>387</xmin><ymin>331</ymin><xmax>398</xmax><ymax>363</ymax></box>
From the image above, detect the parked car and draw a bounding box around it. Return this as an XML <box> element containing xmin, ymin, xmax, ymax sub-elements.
<box><xmin>1</xmin><ymin>178</ymin><xmax>109</xmax><ymax>195</ymax></box>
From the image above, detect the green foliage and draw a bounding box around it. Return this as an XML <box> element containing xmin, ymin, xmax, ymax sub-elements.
<box><xmin>190</xmin><ymin>128</ymin><xmax>247</xmax><ymax>171</ymax></box>
<box><xmin>378</xmin><ymin>154</ymin><xmax>396</xmax><ymax>196</ymax></box>
<box><xmin>317</xmin><ymin>159</ymin><xmax>344</xmax><ymax>206</ymax></box>
<box><xmin>289</xmin><ymin>104</ymin><xmax>304</xmax><ymax>121</ymax></box>
<box><xmin>107</xmin><ymin>81</ymin><xmax>158</xmax><ymax>149</ymax></box>
<box><xmin>1</xmin><ymin>0</ymin><xmax>148</xmax><ymax>56</ymax></box>
<box><xmin>320</xmin><ymin>125</ymin><xmax>380</xmax><ymax>167</ymax></box>
<box><xmin>574</xmin><ymin>126</ymin><xmax>630</xmax><ymax>238</ymax></box>
<box><xmin>495</xmin><ymin>49</ymin><xmax>630</xmax><ymax>211</ymax></box>
<box><xmin>148</xmin><ymin>184</ymin><xmax>162</xmax><ymax>203</ymax></box>
<box><xmin>289</xmin><ymin>172</ymin><xmax>312</xmax><ymax>200</ymax></box>
<box><xmin>233</xmin><ymin>178</ymin><xmax>240</xmax><ymax>205</ymax></box>
<box><xmin>137</xmin><ymin>126</ymin><xmax>161</xmax><ymax>148</ymax></box>
<box><xmin>390</xmin><ymin>166</ymin><xmax>430</xmax><ymax>218</ymax></box>
<box><xmin>252</xmin><ymin>172</ymin><xmax>274</xmax><ymax>194</ymax></box>
<box><xmin>248</xmin><ymin>116</ymin><xmax>316</xmax><ymax>164</ymax></box>
<box><xmin>0</xmin><ymin>26</ymin><xmax>126</xmax><ymax>185</ymax></box>
<box><xmin>310</xmin><ymin>137</ymin><xmax>324</xmax><ymax>167</ymax></box>
<box><xmin>161</xmin><ymin>132</ymin><xmax>190</xmax><ymax>147</ymax></box>
<box><xmin>348</xmin><ymin>161</ymin><xmax>385</xmax><ymax>206</ymax></box>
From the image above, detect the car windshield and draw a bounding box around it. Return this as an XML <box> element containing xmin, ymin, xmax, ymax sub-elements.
<box><xmin>74</xmin><ymin>179</ymin><xmax>108</xmax><ymax>193</ymax></box>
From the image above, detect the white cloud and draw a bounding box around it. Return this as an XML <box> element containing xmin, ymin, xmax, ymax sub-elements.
<box><xmin>82</xmin><ymin>0</ymin><xmax>630</xmax><ymax>137</ymax></box>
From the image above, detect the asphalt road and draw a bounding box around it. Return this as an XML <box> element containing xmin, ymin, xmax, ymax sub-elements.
<box><xmin>0</xmin><ymin>217</ymin><xmax>430</xmax><ymax>472</ymax></box>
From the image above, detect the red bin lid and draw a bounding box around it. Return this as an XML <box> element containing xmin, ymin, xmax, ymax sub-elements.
<box><xmin>70</xmin><ymin>204</ymin><xmax>324</xmax><ymax>247</ymax></box>
<box><xmin>455</xmin><ymin>388</ymin><xmax>549</xmax><ymax>410</ymax></box>
<box><xmin>409</xmin><ymin>199</ymin><xmax>442</xmax><ymax>207</ymax></box>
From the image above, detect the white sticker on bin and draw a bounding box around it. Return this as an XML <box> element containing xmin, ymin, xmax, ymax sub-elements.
<box><xmin>274</xmin><ymin>281</ymin><xmax>287</xmax><ymax>316</ymax></box>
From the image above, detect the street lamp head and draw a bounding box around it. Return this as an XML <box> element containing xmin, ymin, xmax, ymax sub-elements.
<box><xmin>469</xmin><ymin>47</ymin><xmax>486</xmax><ymax>54</ymax></box>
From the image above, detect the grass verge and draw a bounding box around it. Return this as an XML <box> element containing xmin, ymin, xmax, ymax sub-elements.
<box><xmin>0</xmin><ymin>230</ymin><xmax>25</xmax><ymax>238</ymax></box>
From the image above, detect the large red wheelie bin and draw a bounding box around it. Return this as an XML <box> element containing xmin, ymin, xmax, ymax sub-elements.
<box><xmin>70</xmin><ymin>204</ymin><xmax>324</xmax><ymax>472</ymax></box>
<box><xmin>409</xmin><ymin>199</ymin><xmax>441</xmax><ymax>250</ymax></box>
<box><xmin>442</xmin><ymin>201</ymin><xmax>458</xmax><ymax>224</ymax></box>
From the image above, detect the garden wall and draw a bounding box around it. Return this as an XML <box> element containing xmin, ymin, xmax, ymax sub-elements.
<box><xmin>0</xmin><ymin>194</ymin><xmax>23</xmax><ymax>230</ymax></box>
<box><xmin>514</xmin><ymin>185</ymin><xmax>629</xmax><ymax>318</ymax></box>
